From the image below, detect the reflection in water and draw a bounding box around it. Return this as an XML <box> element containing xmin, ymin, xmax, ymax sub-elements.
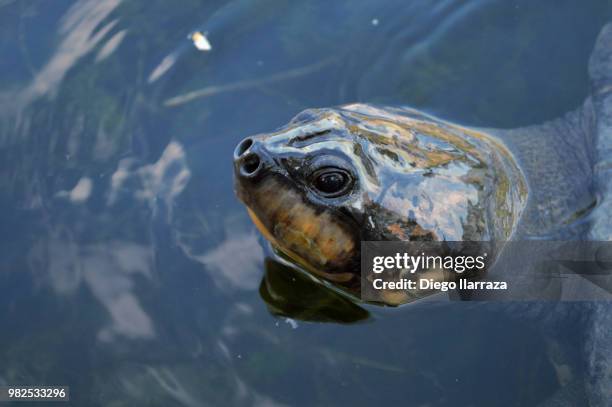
<box><xmin>95</xmin><ymin>29</ymin><xmax>127</xmax><ymax>62</ymax></box>
<box><xmin>17</xmin><ymin>0</ymin><xmax>122</xmax><ymax>108</ymax></box>
<box><xmin>146</xmin><ymin>367</ymin><xmax>202</xmax><ymax>407</ymax></box>
<box><xmin>173</xmin><ymin>206</ymin><xmax>266</xmax><ymax>292</ymax></box>
<box><xmin>164</xmin><ymin>57</ymin><xmax>338</xmax><ymax>107</ymax></box>
<box><xmin>260</xmin><ymin>258</ymin><xmax>369</xmax><ymax>324</ymax></box>
<box><xmin>109</xmin><ymin>141</ymin><xmax>191</xmax><ymax>221</ymax></box>
<box><xmin>55</xmin><ymin>176</ymin><xmax>93</xmax><ymax>203</ymax></box>
<box><xmin>33</xmin><ymin>141</ymin><xmax>192</xmax><ymax>342</ymax></box>
<box><xmin>181</xmin><ymin>232</ymin><xmax>263</xmax><ymax>291</ymax></box>
<box><xmin>30</xmin><ymin>238</ymin><xmax>155</xmax><ymax>341</ymax></box>
<box><xmin>148</xmin><ymin>53</ymin><xmax>178</xmax><ymax>84</ymax></box>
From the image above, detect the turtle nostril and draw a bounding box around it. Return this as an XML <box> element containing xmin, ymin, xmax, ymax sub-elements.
<box><xmin>241</xmin><ymin>153</ymin><xmax>261</xmax><ymax>176</ymax></box>
<box><xmin>235</xmin><ymin>138</ymin><xmax>253</xmax><ymax>158</ymax></box>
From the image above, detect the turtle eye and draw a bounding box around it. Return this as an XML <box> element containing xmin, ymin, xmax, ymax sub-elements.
<box><xmin>311</xmin><ymin>168</ymin><xmax>352</xmax><ymax>197</ymax></box>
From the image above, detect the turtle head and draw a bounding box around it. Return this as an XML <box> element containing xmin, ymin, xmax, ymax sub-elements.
<box><xmin>233</xmin><ymin>104</ymin><xmax>526</xmax><ymax>284</ymax></box>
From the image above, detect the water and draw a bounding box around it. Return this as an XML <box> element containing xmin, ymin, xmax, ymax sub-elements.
<box><xmin>0</xmin><ymin>0</ymin><xmax>611</xmax><ymax>405</ymax></box>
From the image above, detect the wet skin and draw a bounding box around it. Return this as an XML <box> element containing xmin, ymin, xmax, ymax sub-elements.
<box><xmin>233</xmin><ymin>104</ymin><xmax>527</xmax><ymax>294</ymax></box>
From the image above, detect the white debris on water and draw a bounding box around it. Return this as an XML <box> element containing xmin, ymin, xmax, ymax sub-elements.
<box><xmin>371</xmin><ymin>18</ymin><xmax>379</xmax><ymax>26</ymax></box>
<box><xmin>190</xmin><ymin>31</ymin><xmax>211</xmax><ymax>51</ymax></box>
<box><xmin>284</xmin><ymin>318</ymin><xmax>298</xmax><ymax>329</ymax></box>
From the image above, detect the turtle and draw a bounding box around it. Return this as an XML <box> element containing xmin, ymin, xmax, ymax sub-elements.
<box><xmin>233</xmin><ymin>22</ymin><xmax>612</xmax><ymax>405</ymax></box>
<box><xmin>234</xmin><ymin>22</ymin><xmax>612</xmax><ymax>278</ymax></box>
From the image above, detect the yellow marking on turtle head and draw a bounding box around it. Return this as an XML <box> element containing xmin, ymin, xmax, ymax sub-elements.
<box><xmin>246</xmin><ymin>177</ymin><xmax>357</xmax><ymax>282</ymax></box>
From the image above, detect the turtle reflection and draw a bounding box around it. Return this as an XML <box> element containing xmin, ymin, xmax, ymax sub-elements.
<box><xmin>259</xmin><ymin>258</ymin><xmax>369</xmax><ymax>324</ymax></box>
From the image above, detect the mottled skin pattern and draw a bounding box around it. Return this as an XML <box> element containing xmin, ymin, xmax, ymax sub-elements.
<box><xmin>234</xmin><ymin>23</ymin><xmax>612</xmax><ymax>405</ymax></box>
<box><xmin>493</xmin><ymin>106</ymin><xmax>595</xmax><ymax>239</ymax></box>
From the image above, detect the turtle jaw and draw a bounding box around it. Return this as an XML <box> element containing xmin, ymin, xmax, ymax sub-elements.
<box><xmin>234</xmin><ymin>170</ymin><xmax>359</xmax><ymax>283</ymax></box>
